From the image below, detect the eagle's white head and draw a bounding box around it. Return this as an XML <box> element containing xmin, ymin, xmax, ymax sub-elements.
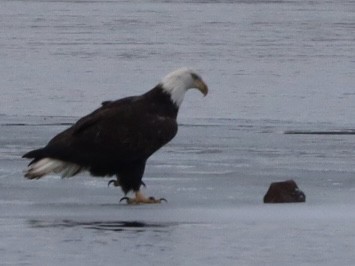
<box><xmin>160</xmin><ymin>68</ymin><xmax>208</xmax><ymax>107</ymax></box>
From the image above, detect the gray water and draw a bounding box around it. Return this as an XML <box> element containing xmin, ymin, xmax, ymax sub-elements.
<box><xmin>1</xmin><ymin>0</ymin><xmax>355</xmax><ymax>265</ymax></box>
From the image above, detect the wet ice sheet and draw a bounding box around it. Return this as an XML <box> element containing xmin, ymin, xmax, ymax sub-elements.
<box><xmin>1</xmin><ymin>207</ymin><xmax>355</xmax><ymax>266</ymax></box>
<box><xmin>1</xmin><ymin>116</ymin><xmax>355</xmax><ymax>265</ymax></box>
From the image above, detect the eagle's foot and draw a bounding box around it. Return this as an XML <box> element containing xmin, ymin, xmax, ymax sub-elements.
<box><xmin>119</xmin><ymin>191</ymin><xmax>167</xmax><ymax>205</ymax></box>
<box><xmin>120</xmin><ymin>196</ymin><xmax>167</xmax><ymax>204</ymax></box>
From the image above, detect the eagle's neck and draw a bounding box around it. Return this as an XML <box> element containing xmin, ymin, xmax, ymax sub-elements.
<box><xmin>160</xmin><ymin>73</ymin><xmax>191</xmax><ymax>108</ymax></box>
<box><xmin>144</xmin><ymin>85</ymin><xmax>179</xmax><ymax>118</ymax></box>
<box><xmin>160</xmin><ymin>82</ymin><xmax>186</xmax><ymax>107</ymax></box>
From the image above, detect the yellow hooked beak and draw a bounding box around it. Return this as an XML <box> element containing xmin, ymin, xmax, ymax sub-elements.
<box><xmin>194</xmin><ymin>78</ymin><xmax>208</xmax><ymax>96</ymax></box>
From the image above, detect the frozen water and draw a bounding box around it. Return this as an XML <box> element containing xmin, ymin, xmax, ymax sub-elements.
<box><xmin>1</xmin><ymin>0</ymin><xmax>355</xmax><ymax>265</ymax></box>
<box><xmin>2</xmin><ymin>116</ymin><xmax>355</xmax><ymax>266</ymax></box>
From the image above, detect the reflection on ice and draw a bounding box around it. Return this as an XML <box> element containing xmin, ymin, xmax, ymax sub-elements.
<box><xmin>28</xmin><ymin>219</ymin><xmax>177</xmax><ymax>232</ymax></box>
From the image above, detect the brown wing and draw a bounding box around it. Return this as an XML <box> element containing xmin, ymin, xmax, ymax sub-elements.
<box><xmin>31</xmin><ymin>96</ymin><xmax>177</xmax><ymax>172</ymax></box>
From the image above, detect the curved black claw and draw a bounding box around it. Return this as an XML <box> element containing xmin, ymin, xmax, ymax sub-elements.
<box><xmin>159</xmin><ymin>198</ymin><xmax>168</xmax><ymax>203</ymax></box>
<box><xmin>119</xmin><ymin>196</ymin><xmax>130</xmax><ymax>203</ymax></box>
<box><xmin>148</xmin><ymin>197</ymin><xmax>167</xmax><ymax>203</ymax></box>
<box><xmin>108</xmin><ymin>179</ymin><xmax>119</xmax><ymax>187</ymax></box>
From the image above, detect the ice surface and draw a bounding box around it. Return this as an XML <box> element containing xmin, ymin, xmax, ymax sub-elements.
<box><xmin>1</xmin><ymin>116</ymin><xmax>355</xmax><ymax>266</ymax></box>
<box><xmin>1</xmin><ymin>0</ymin><xmax>355</xmax><ymax>265</ymax></box>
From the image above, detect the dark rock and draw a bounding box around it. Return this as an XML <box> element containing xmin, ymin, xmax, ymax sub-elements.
<box><xmin>263</xmin><ymin>180</ymin><xmax>306</xmax><ymax>203</ymax></box>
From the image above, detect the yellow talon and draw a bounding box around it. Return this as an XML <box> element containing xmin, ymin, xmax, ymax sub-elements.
<box><xmin>119</xmin><ymin>191</ymin><xmax>167</xmax><ymax>204</ymax></box>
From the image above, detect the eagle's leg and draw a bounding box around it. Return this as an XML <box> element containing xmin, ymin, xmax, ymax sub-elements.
<box><xmin>120</xmin><ymin>191</ymin><xmax>167</xmax><ymax>204</ymax></box>
<box><xmin>108</xmin><ymin>179</ymin><xmax>146</xmax><ymax>188</ymax></box>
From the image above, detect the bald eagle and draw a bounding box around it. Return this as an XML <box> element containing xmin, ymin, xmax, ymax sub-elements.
<box><xmin>22</xmin><ymin>68</ymin><xmax>208</xmax><ymax>204</ymax></box>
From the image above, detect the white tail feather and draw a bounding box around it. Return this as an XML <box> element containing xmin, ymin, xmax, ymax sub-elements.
<box><xmin>24</xmin><ymin>158</ymin><xmax>82</xmax><ymax>179</ymax></box>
